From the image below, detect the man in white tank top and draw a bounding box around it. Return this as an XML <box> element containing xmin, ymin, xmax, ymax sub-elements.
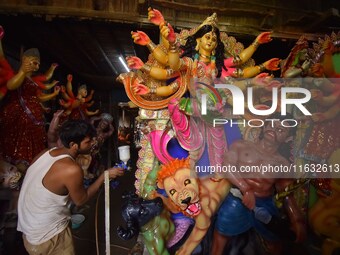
<box><xmin>17</xmin><ymin>120</ymin><xmax>124</xmax><ymax>255</ymax></box>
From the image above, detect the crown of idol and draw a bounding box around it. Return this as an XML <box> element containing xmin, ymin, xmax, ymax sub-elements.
<box><xmin>78</xmin><ymin>84</ymin><xmax>87</xmax><ymax>91</ymax></box>
<box><xmin>200</xmin><ymin>13</ymin><xmax>219</xmax><ymax>29</ymax></box>
<box><xmin>178</xmin><ymin>13</ymin><xmax>220</xmax><ymax>44</ymax></box>
<box><xmin>186</xmin><ymin>13</ymin><xmax>219</xmax><ymax>37</ymax></box>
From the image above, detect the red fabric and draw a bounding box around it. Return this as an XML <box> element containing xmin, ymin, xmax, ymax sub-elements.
<box><xmin>304</xmin><ymin>117</ymin><xmax>340</xmax><ymax>161</ymax></box>
<box><xmin>0</xmin><ymin>77</ymin><xmax>47</xmax><ymax>164</ymax></box>
<box><xmin>68</xmin><ymin>104</ymin><xmax>88</xmax><ymax>121</ymax></box>
<box><xmin>0</xmin><ymin>58</ymin><xmax>14</xmax><ymax>80</ymax></box>
<box><xmin>0</xmin><ymin>58</ymin><xmax>14</xmax><ymax>100</ymax></box>
<box><xmin>32</xmin><ymin>75</ymin><xmax>47</xmax><ymax>89</ymax></box>
<box><xmin>0</xmin><ymin>85</ymin><xmax>7</xmax><ymax>100</ymax></box>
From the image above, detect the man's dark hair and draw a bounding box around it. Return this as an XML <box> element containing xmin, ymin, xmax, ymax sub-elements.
<box><xmin>59</xmin><ymin>120</ymin><xmax>96</xmax><ymax>148</ymax></box>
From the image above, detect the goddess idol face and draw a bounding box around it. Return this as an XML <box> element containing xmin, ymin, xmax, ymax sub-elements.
<box><xmin>29</xmin><ymin>57</ymin><xmax>40</xmax><ymax>72</ymax></box>
<box><xmin>199</xmin><ymin>31</ymin><xmax>217</xmax><ymax>54</ymax></box>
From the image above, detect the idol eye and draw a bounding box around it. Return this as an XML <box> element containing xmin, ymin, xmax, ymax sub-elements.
<box><xmin>169</xmin><ymin>189</ymin><xmax>176</xmax><ymax>196</ymax></box>
<box><xmin>184</xmin><ymin>179</ymin><xmax>191</xmax><ymax>186</ymax></box>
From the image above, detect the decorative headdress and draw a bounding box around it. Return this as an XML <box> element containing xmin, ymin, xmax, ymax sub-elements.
<box><xmin>178</xmin><ymin>13</ymin><xmax>219</xmax><ymax>44</ymax></box>
<box><xmin>281</xmin><ymin>35</ymin><xmax>309</xmax><ymax>76</ymax></box>
<box><xmin>23</xmin><ymin>48</ymin><xmax>40</xmax><ymax>58</ymax></box>
<box><xmin>308</xmin><ymin>31</ymin><xmax>340</xmax><ymax>64</ymax></box>
<box><xmin>78</xmin><ymin>84</ymin><xmax>87</xmax><ymax>92</ymax></box>
<box><xmin>190</xmin><ymin>13</ymin><xmax>218</xmax><ymax>36</ymax></box>
<box><xmin>201</xmin><ymin>13</ymin><xmax>219</xmax><ymax>29</ymax></box>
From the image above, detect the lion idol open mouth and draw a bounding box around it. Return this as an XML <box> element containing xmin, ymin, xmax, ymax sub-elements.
<box><xmin>185</xmin><ymin>202</ymin><xmax>201</xmax><ymax>216</ymax></box>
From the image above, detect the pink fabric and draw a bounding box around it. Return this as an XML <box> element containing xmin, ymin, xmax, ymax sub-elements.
<box><xmin>221</xmin><ymin>57</ymin><xmax>237</xmax><ymax>80</ymax></box>
<box><xmin>168</xmin><ymin>98</ymin><xmax>203</xmax><ymax>152</ymax></box>
<box><xmin>148</xmin><ymin>130</ymin><xmax>174</xmax><ymax>164</ymax></box>
<box><xmin>221</xmin><ymin>66</ymin><xmax>236</xmax><ymax>79</ymax></box>
<box><xmin>223</xmin><ymin>57</ymin><xmax>235</xmax><ymax>67</ymax></box>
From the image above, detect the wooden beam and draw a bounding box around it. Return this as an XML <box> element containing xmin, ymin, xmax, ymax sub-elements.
<box><xmin>55</xmin><ymin>23</ymin><xmax>103</xmax><ymax>74</ymax></box>
<box><xmin>0</xmin><ymin>2</ymin><xmax>330</xmax><ymax>41</ymax></box>
<box><xmin>306</xmin><ymin>8</ymin><xmax>340</xmax><ymax>31</ymax></box>
<box><xmin>88</xmin><ymin>26</ymin><xmax>119</xmax><ymax>75</ymax></box>
<box><xmin>149</xmin><ymin>0</ymin><xmax>269</xmax><ymax>16</ymax></box>
<box><xmin>0</xmin><ymin>4</ymin><xmax>149</xmax><ymax>24</ymax></box>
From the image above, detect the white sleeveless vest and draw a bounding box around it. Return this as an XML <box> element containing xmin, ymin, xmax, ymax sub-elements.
<box><xmin>17</xmin><ymin>148</ymin><xmax>73</xmax><ymax>245</ymax></box>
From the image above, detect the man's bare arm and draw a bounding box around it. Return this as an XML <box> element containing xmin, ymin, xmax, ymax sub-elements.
<box><xmin>64</xmin><ymin>163</ymin><xmax>124</xmax><ymax>206</ymax></box>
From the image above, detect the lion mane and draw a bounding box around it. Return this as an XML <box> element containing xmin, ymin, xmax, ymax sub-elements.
<box><xmin>157</xmin><ymin>158</ymin><xmax>190</xmax><ymax>186</ymax></box>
